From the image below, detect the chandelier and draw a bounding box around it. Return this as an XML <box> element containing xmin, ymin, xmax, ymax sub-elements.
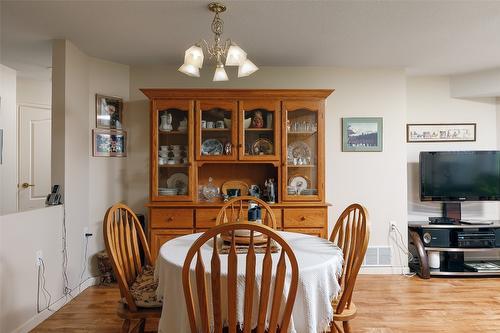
<box><xmin>178</xmin><ymin>2</ymin><xmax>258</xmax><ymax>81</ymax></box>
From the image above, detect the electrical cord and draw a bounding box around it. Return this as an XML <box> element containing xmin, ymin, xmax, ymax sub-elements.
<box><xmin>390</xmin><ymin>224</ymin><xmax>416</xmax><ymax>277</ymax></box>
<box><xmin>78</xmin><ymin>236</ymin><xmax>90</xmax><ymax>293</ymax></box>
<box><xmin>37</xmin><ymin>258</ymin><xmax>54</xmax><ymax>313</ymax></box>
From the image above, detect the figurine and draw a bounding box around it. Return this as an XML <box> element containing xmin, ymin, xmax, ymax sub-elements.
<box><xmin>159</xmin><ymin>112</ymin><xmax>173</xmax><ymax>132</ymax></box>
<box><xmin>249</xmin><ymin>185</ymin><xmax>261</xmax><ymax>199</ymax></box>
<box><xmin>224</xmin><ymin>142</ymin><xmax>232</xmax><ymax>155</ymax></box>
<box><xmin>251</xmin><ymin>110</ymin><xmax>264</xmax><ymax>128</ymax></box>
<box><xmin>264</xmin><ymin>178</ymin><xmax>275</xmax><ymax>204</ymax></box>
<box><xmin>177</xmin><ymin>117</ymin><xmax>187</xmax><ymax>132</ymax></box>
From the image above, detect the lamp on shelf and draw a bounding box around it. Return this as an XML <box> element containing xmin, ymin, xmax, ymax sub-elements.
<box><xmin>178</xmin><ymin>2</ymin><xmax>258</xmax><ymax>81</ymax></box>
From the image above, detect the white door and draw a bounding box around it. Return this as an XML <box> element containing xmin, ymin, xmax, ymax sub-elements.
<box><xmin>18</xmin><ymin>104</ymin><xmax>51</xmax><ymax>211</ymax></box>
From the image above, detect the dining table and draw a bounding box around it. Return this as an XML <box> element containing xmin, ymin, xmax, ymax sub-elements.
<box><xmin>155</xmin><ymin>231</ymin><xmax>344</xmax><ymax>333</ymax></box>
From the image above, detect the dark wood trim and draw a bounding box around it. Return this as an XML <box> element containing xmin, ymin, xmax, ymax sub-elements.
<box><xmin>141</xmin><ymin>89</ymin><xmax>335</xmax><ymax>100</ymax></box>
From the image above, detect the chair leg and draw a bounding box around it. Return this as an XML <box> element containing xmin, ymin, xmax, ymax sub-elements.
<box><xmin>342</xmin><ymin>321</ymin><xmax>351</xmax><ymax>333</ymax></box>
<box><xmin>122</xmin><ymin>319</ymin><xmax>131</xmax><ymax>333</ymax></box>
<box><xmin>330</xmin><ymin>320</ymin><xmax>342</xmax><ymax>333</ymax></box>
<box><xmin>137</xmin><ymin>319</ymin><xmax>146</xmax><ymax>333</ymax></box>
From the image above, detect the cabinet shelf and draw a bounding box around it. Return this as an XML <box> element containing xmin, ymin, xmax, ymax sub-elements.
<box><xmin>159</xmin><ymin>164</ymin><xmax>189</xmax><ymax>168</ymax></box>
<box><xmin>425</xmin><ymin>247</ymin><xmax>500</xmax><ymax>252</ymax></box>
<box><xmin>201</xmin><ymin>128</ymin><xmax>230</xmax><ymax>132</ymax></box>
<box><xmin>245</xmin><ymin>128</ymin><xmax>274</xmax><ymax>132</ymax></box>
<box><xmin>159</xmin><ymin>130</ymin><xmax>187</xmax><ymax>135</ymax></box>
<box><xmin>287</xmin><ymin>164</ymin><xmax>316</xmax><ymax>168</ymax></box>
<box><xmin>287</xmin><ymin>131</ymin><xmax>317</xmax><ymax>135</ymax></box>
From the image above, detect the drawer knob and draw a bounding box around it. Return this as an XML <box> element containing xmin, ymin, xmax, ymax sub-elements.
<box><xmin>167</xmin><ymin>217</ymin><xmax>174</xmax><ymax>222</ymax></box>
<box><xmin>301</xmin><ymin>216</ymin><xmax>306</xmax><ymax>221</ymax></box>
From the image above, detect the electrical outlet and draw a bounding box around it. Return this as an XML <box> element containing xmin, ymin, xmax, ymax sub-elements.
<box><xmin>390</xmin><ymin>221</ymin><xmax>397</xmax><ymax>232</ymax></box>
<box><xmin>36</xmin><ymin>250</ymin><xmax>43</xmax><ymax>266</ymax></box>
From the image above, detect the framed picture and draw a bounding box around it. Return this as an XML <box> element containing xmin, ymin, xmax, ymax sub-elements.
<box><xmin>342</xmin><ymin>117</ymin><xmax>383</xmax><ymax>152</ymax></box>
<box><xmin>92</xmin><ymin>129</ymin><xmax>127</xmax><ymax>157</ymax></box>
<box><xmin>406</xmin><ymin>123</ymin><xmax>476</xmax><ymax>142</ymax></box>
<box><xmin>96</xmin><ymin>94</ymin><xmax>123</xmax><ymax>129</ymax></box>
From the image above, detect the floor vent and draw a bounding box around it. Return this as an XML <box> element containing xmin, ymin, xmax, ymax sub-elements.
<box><xmin>363</xmin><ymin>246</ymin><xmax>392</xmax><ymax>266</ymax></box>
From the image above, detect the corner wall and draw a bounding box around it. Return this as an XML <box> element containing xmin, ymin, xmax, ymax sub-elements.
<box><xmin>128</xmin><ymin>66</ymin><xmax>408</xmax><ymax>272</ymax></box>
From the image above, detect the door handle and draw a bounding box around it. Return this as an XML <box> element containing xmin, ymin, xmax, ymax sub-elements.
<box><xmin>21</xmin><ymin>183</ymin><xmax>35</xmax><ymax>189</ymax></box>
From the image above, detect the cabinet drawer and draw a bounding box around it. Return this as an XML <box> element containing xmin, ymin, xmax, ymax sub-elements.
<box><xmin>263</xmin><ymin>209</ymin><xmax>282</xmax><ymax>229</ymax></box>
<box><xmin>283</xmin><ymin>208</ymin><xmax>325</xmax><ymax>228</ymax></box>
<box><xmin>284</xmin><ymin>228</ymin><xmax>325</xmax><ymax>238</ymax></box>
<box><xmin>195</xmin><ymin>208</ymin><xmax>220</xmax><ymax>228</ymax></box>
<box><xmin>150</xmin><ymin>208</ymin><xmax>193</xmax><ymax>228</ymax></box>
<box><xmin>150</xmin><ymin>229</ymin><xmax>192</xmax><ymax>261</ymax></box>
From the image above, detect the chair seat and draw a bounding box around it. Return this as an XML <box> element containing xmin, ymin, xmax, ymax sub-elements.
<box><xmin>117</xmin><ymin>302</ymin><xmax>162</xmax><ymax>319</ymax></box>
<box><xmin>126</xmin><ymin>266</ymin><xmax>163</xmax><ymax>308</ymax></box>
<box><xmin>332</xmin><ymin>301</ymin><xmax>357</xmax><ymax>321</ymax></box>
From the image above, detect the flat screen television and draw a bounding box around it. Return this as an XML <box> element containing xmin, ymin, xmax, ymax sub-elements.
<box><xmin>420</xmin><ymin>151</ymin><xmax>500</xmax><ymax>201</ymax></box>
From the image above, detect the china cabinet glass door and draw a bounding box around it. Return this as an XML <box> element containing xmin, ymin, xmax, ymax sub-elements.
<box><xmin>238</xmin><ymin>100</ymin><xmax>280</xmax><ymax>161</ymax></box>
<box><xmin>282</xmin><ymin>100</ymin><xmax>324</xmax><ymax>201</ymax></box>
<box><xmin>196</xmin><ymin>100</ymin><xmax>238</xmax><ymax>160</ymax></box>
<box><xmin>152</xmin><ymin>100</ymin><xmax>194</xmax><ymax>201</ymax></box>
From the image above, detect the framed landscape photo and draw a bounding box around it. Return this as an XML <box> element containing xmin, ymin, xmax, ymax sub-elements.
<box><xmin>342</xmin><ymin>117</ymin><xmax>383</xmax><ymax>152</ymax></box>
<box><xmin>93</xmin><ymin>129</ymin><xmax>127</xmax><ymax>157</ymax></box>
<box><xmin>406</xmin><ymin>123</ymin><xmax>476</xmax><ymax>143</ymax></box>
<box><xmin>96</xmin><ymin>94</ymin><xmax>123</xmax><ymax>129</ymax></box>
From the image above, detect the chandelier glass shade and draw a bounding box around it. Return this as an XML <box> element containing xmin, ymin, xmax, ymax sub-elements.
<box><xmin>178</xmin><ymin>2</ymin><xmax>258</xmax><ymax>81</ymax></box>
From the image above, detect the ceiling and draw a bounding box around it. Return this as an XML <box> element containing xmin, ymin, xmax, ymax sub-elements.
<box><xmin>2</xmin><ymin>0</ymin><xmax>500</xmax><ymax>80</ymax></box>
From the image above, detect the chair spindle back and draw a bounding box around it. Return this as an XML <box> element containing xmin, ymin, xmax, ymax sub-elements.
<box><xmin>329</xmin><ymin>203</ymin><xmax>370</xmax><ymax>314</ymax></box>
<box><xmin>182</xmin><ymin>222</ymin><xmax>299</xmax><ymax>333</ymax></box>
<box><xmin>103</xmin><ymin>203</ymin><xmax>153</xmax><ymax>312</ymax></box>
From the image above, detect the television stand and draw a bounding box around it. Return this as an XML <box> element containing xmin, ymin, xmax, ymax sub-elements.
<box><xmin>408</xmin><ymin>221</ymin><xmax>500</xmax><ymax>278</ymax></box>
<box><xmin>442</xmin><ymin>202</ymin><xmax>462</xmax><ymax>220</ymax></box>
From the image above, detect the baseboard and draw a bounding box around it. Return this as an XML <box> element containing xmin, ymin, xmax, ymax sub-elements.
<box><xmin>360</xmin><ymin>265</ymin><xmax>410</xmax><ymax>274</ymax></box>
<box><xmin>10</xmin><ymin>277</ymin><xmax>99</xmax><ymax>333</ymax></box>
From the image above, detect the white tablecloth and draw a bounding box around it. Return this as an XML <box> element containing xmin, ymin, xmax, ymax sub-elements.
<box><xmin>155</xmin><ymin>231</ymin><xmax>343</xmax><ymax>333</ymax></box>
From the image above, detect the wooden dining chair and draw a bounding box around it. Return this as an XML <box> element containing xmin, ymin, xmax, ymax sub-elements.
<box><xmin>182</xmin><ymin>222</ymin><xmax>299</xmax><ymax>333</ymax></box>
<box><xmin>215</xmin><ymin>196</ymin><xmax>278</xmax><ymax>229</ymax></box>
<box><xmin>329</xmin><ymin>204</ymin><xmax>370</xmax><ymax>333</ymax></box>
<box><xmin>103</xmin><ymin>203</ymin><xmax>162</xmax><ymax>333</ymax></box>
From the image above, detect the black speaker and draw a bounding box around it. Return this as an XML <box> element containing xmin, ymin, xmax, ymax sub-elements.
<box><xmin>421</xmin><ymin>228</ymin><xmax>450</xmax><ymax>247</ymax></box>
<box><xmin>495</xmin><ymin>229</ymin><xmax>500</xmax><ymax>247</ymax></box>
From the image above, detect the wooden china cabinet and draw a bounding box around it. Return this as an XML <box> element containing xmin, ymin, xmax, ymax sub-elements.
<box><xmin>141</xmin><ymin>89</ymin><xmax>334</xmax><ymax>259</ymax></box>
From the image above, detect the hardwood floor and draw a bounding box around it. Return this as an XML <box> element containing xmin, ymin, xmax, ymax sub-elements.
<box><xmin>32</xmin><ymin>275</ymin><xmax>500</xmax><ymax>332</ymax></box>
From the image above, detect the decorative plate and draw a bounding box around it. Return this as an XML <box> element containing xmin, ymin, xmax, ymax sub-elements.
<box><xmin>252</xmin><ymin>138</ymin><xmax>273</xmax><ymax>155</ymax></box>
<box><xmin>287</xmin><ymin>141</ymin><xmax>311</xmax><ymax>164</ymax></box>
<box><xmin>288</xmin><ymin>175</ymin><xmax>310</xmax><ymax>195</ymax></box>
<box><xmin>201</xmin><ymin>139</ymin><xmax>224</xmax><ymax>155</ymax></box>
<box><xmin>166</xmin><ymin>173</ymin><xmax>188</xmax><ymax>191</ymax></box>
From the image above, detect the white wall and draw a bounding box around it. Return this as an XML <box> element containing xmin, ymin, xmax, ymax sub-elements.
<box><xmin>87</xmin><ymin>57</ymin><xmax>129</xmax><ymax>275</ymax></box>
<box><xmin>450</xmin><ymin>67</ymin><xmax>500</xmax><ymax>98</ymax></box>
<box><xmin>17</xmin><ymin>78</ymin><xmax>51</xmax><ymax>106</ymax></box>
<box><xmin>128</xmin><ymin>66</ymin><xmax>408</xmax><ymax>271</ymax></box>
<box><xmin>52</xmin><ymin>39</ymin><xmax>130</xmax><ymax>284</ymax></box>
<box><xmin>0</xmin><ymin>64</ymin><xmax>18</xmax><ymax>215</ymax></box>
<box><xmin>406</xmin><ymin>76</ymin><xmax>499</xmax><ymax>220</ymax></box>
<box><xmin>0</xmin><ymin>206</ymin><xmax>64</xmax><ymax>333</ymax></box>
